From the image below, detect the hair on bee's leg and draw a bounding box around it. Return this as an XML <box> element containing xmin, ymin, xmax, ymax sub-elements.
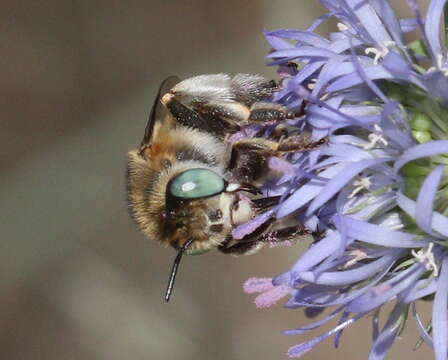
<box><xmin>218</xmin><ymin>239</ymin><xmax>265</xmax><ymax>255</ymax></box>
<box><xmin>218</xmin><ymin>225</ymin><xmax>322</xmax><ymax>256</ymax></box>
<box><xmin>232</xmin><ymin>135</ymin><xmax>327</xmax><ymax>157</ymax></box>
<box><xmin>248</xmin><ymin>102</ymin><xmax>296</xmax><ymax>123</ymax></box>
<box><xmin>276</xmin><ymin>135</ymin><xmax>328</xmax><ymax>153</ymax></box>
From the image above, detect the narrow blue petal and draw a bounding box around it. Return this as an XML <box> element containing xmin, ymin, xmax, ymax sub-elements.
<box><xmin>307</xmin><ymin>11</ymin><xmax>335</xmax><ymax>32</ymax></box>
<box><xmin>372</xmin><ymin>310</ymin><xmax>380</xmax><ymax>341</ymax></box>
<box><xmin>424</xmin><ymin>0</ymin><xmax>447</xmax><ymax>61</ymax></box>
<box><xmin>397</xmin><ymin>192</ymin><xmax>448</xmax><ymax>238</ymax></box>
<box><xmin>289</xmin><ymin>262</ymin><xmax>395</xmax><ymax>308</ymax></box>
<box><xmin>368</xmin><ymin>302</ymin><xmax>408</xmax><ymax>360</ymax></box>
<box><xmin>334</xmin><ymin>311</ymin><xmax>350</xmax><ymax>348</ymax></box>
<box><xmin>347</xmin><ymin>265</ymin><xmax>425</xmax><ymax>313</ymax></box>
<box><xmin>416</xmin><ymin>165</ymin><xmax>445</xmax><ymax>235</ymax></box>
<box><xmin>394</xmin><ymin>140</ymin><xmax>448</xmax><ymax>172</ymax></box>
<box><xmin>277</xmin><ymin>163</ymin><xmax>347</xmax><ymax>218</ymax></box>
<box><xmin>370</xmin><ymin>0</ymin><xmax>405</xmax><ymax>48</ymax></box>
<box><xmin>433</xmin><ymin>257</ymin><xmax>448</xmax><ymax>360</ymax></box>
<box><xmin>265</xmin><ymin>34</ymin><xmax>295</xmax><ymax>51</ymax></box>
<box><xmin>291</xmin><ymin>61</ymin><xmax>326</xmax><ymax>85</ymax></box>
<box><xmin>348</xmin><ymin>41</ymin><xmax>389</xmax><ymax>103</ymax></box>
<box><xmin>346</xmin><ymin>0</ymin><xmax>393</xmax><ymax>44</ymax></box>
<box><xmin>299</xmin><ymin>250</ymin><xmax>401</xmax><ymax>286</ymax></box>
<box><xmin>272</xmin><ymin>232</ymin><xmax>341</xmax><ymax>286</ymax></box>
<box><xmin>287</xmin><ymin>312</ymin><xmax>367</xmax><ymax>358</ymax></box>
<box><xmin>423</xmin><ymin>70</ymin><xmax>448</xmax><ymax>101</ymax></box>
<box><xmin>381</xmin><ymin>51</ymin><xmax>412</xmax><ymax>78</ymax></box>
<box><xmin>412</xmin><ymin>303</ymin><xmax>434</xmax><ymax>347</ymax></box>
<box><xmin>329</xmin><ymin>37</ymin><xmax>364</xmax><ymax>53</ymax></box>
<box><xmin>267</xmin><ymin>47</ymin><xmax>337</xmax><ymax>59</ymax></box>
<box><xmin>283</xmin><ymin>306</ymin><xmax>344</xmax><ymax>335</ymax></box>
<box><xmin>312</xmin><ymin>57</ymin><xmax>355</xmax><ymax>96</ymax></box>
<box><xmin>265</xmin><ymin>29</ymin><xmax>330</xmax><ymax>47</ymax></box>
<box><xmin>341</xmin><ymin>216</ymin><xmax>428</xmax><ymax>247</ymax></box>
<box><xmin>380</xmin><ymin>100</ymin><xmax>415</xmax><ymax>150</ymax></box>
<box><xmin>289</xmin><ymin>231</ymin><xmax>341</xmax><ymax>274</ymax></box>
<box><xmin>320</xmin><ymin>143</ymin><xmax>371</xmax><ymax>162</ymax></box>
<box><xmin>306</xmin><ymin>157</ymin><xmax>392</xmax><ymax>216</ymax></box>
<box><xmin>403</xmin><ymin>278</ymin><xmax>438</xmax><ymax>303</ymax></box>
<box><xmin>327</xmin><ymin>65</ymin><xmax>393</xmax><ymax>93</ymax></box>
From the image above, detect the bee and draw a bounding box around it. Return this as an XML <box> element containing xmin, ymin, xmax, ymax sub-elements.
<box><xmin>126</xmin><ymin>74</ymin><xmax>325</xmax><ymax>301</ymax></box>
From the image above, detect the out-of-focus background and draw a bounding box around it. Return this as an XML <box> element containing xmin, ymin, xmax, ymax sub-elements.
<box><xmin>1</xmin><ymin>1</ymin><xmax>433</xmax><ymax>359</ymax></box>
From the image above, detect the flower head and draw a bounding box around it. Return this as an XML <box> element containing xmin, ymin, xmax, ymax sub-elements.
<box><xmin>244</xmin><ymin>0</ymin><xmax>448</xmax><ymax>358</ymax></box>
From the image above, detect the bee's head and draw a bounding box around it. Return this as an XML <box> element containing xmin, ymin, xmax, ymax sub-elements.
<box><xmin>164</xmin><ymin>168</ymin><xmax>236</xmax><ymax>255</ymax></box>
<box><xmin>126</xmin><ymin>151</ymin><xmax>238</xmax><ymax>254</ymax></box>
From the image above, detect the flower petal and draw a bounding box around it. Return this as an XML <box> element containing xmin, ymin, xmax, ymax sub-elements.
<box><xmin>283</xmin><ymin>306</ymin><xmax>345</xmax><ymax>335</ymax></box>
<box><xmin>306</xmin><ymin>158</ymin><xmax>392</xmax><ymax>216</ymax></box>
<box><xmin>424</xmin><ymin>0</ymin><xmax>448</xmax><ymax>61</ymax></box>
<box><xmin>393</xmin><ymin>140</ymin><xmax>448</xmax><ymax>172</ymax></box>
<box><xmin>287</xmin><ymin>312</ymin><xmax>367</xmax><ymax>358</ymax></box>
<box><xmin>347</xmin><ymin>264</ymin><xmax>425</xmax><ymax>313</ymax></box>
<box><xmin>298</xmin><ymin>249</ymin><xmax>402</xmax><ymax>286</ymax></box>
<box><xmin>433</xmin><ymin>257</ymin><xmax>448</xmax><ymax>360</ymax></box>
<box><xmin>341</xmin><ymin>216</ymin><xmax>428</xmax><ymax>247</ymax></box>
<box><xmin>416</xmin><ymin>165</ymin><xmax>445</xmax><ymax>235</ymax></box>
<box><xmin>368</xmin><ymin>302</ymin><xmax>408</xmax><ymax>360</ymax></box>
<box><xmin>273</xmin><ymin>231</ymin><xmax>341</xmax><ymax>285</ymax></box>
<box><xmin>277</xmin><ymin>163</ymin><xmax>347</xmax><ymax>218</ymax></box>
<box><xmin>412</xmin><ymin>303</ymin><xmax>434</xmax><ymax>347</ymax></box>
<box><xmin>397</xmin><ymin>192</ymin><xmax>448</xmax><ymax>238</ymax></box>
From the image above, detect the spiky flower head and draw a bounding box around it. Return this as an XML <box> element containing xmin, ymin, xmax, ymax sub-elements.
<box><xmin>243</xmin><ymin>1</ymin><xmax>448</xmax><ymax>359</ymax></box>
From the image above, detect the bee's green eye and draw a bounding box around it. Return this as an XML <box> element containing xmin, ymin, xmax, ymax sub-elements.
<box><xmin>169</xmin><ymin>168</ymin><xmax>225</xmax><ymax>199</ymax></box>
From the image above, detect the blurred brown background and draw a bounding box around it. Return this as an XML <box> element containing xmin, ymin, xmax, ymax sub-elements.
<box><xmin>1</xmin><ymin>1</ymin><xmax>433</xmax><ymax>359</ymax></box>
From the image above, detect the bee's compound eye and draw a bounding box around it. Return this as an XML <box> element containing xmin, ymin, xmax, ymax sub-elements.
<box><xmin>169</xmin><ymin>168</ymin><xmax>225</xmax><ymax>199</ymax></box>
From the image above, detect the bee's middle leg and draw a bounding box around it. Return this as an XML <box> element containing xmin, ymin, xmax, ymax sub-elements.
<box><xmin>248</xmin><ymin>102</ymin><xmax>296</xmax><ymax>123</ymax></box>
<box><xmin>228</xmin><ymin>136</ymin><xmax>326</xmax><ymax>183</ymax></box>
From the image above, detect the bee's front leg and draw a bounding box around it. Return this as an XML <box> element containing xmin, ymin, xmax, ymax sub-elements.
<box><xmin>218</xmin><ymin>225</ymin><xmax>315</xmax><ymax>256</ymax></box>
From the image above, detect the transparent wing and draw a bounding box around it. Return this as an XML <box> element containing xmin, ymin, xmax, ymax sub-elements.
<box><xmin>140</xmin><ymin>75</ymin><xmax>180</xmax><ymax>149</ymax></box>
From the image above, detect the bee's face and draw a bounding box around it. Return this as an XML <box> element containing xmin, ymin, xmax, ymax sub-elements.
<box><xmin>163</xmin><ymin>168</ymin><xmax>235</xmax><ymax>254</ymax></box>
<box><xmin>127</xmin><ymin>151</ymin><xmax>240</xmax><ymax>255</ymax></box>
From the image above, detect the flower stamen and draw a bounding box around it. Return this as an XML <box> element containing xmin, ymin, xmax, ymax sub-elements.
<box><xmin>337</xmin><ymin>22</ymin><xmax>349</xmax><ymax>31</ymax></box>
<box><xmin>365</xmin><ymin>41</ymin><xmax>396</xmax><ymax>64</ymax></box>
<box><xmin>348</xmin><ymin>177</ymin><xmax>372</xmax><ymax>198</ymax></box>
<box><xmin>342</xmin><ymin>248</ymin><xmax>369</xmax><ymax>268</ymax></box>
<box><xmin>357</xmin><ymin>124</ymin><xmax>389</xmax><ymax>150</ymax></box>
<box><xmin>411</xmin><ymin>242</ymin><xmax>439</xmax><ymax>277</ymax></box>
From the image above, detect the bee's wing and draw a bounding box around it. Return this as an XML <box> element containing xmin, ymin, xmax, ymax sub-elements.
<box><xmin>140</xmin><ymin>76</ymin><xmax>181</xmax><ymax>149</ymax></box>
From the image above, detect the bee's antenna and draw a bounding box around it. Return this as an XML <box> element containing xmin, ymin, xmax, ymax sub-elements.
<box><xmin>165</xmin><ymin>239</ymin><xmax>194</xmax><ymax>302</ymax></box>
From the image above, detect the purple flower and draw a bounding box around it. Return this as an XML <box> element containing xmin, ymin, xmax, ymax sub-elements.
<box><xmin>244</xmin><ymin>0</ymin><xmax>448</xmax><ymax>358</ymax></box>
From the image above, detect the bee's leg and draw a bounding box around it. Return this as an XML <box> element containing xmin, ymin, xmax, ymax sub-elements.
<box><xmin>218</xmin><ymin>225</ymin><xmax>319</xmax><ymax>256</ymax></box>
<box><xmin>218</xmin><ymin>237</ymin><xmax>265</xmax><ymax>256</ymax></box>
<box><xmin>248</xmin><ymin>102</ymin><xmax>296</xmax><ymax>123</ymax></box>
<box><xmin>166</xmin><ymin>98</ymin><xmax>242</xmax><ymax>137</ymax></box>
<box><xmin>228</xmin><ymin>136</ymin><xmax>327</xmax><ymax>183</ymax></box>
<box><xmin>232</xmin><ymin>136</ymin><xmax>327</xmax><ymax>156</ymax></box>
